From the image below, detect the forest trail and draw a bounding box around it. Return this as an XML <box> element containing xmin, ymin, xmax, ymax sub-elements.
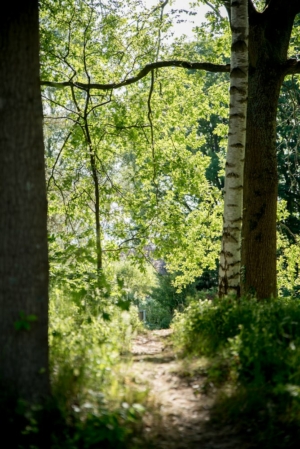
<box><xmin>129</xmin><ymin>330</ymin><xmax>251</xmax><ymax>449</ymax></box>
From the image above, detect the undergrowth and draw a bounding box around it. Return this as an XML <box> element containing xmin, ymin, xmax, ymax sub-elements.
<box><xmin>172</xmin><ymin>296</ymin><xmax>300</xmax><ymax>448</ymax></box>
<box><xmin>1</xmin><ymin>288</ymin><xmax>148</xmax><ymax>449</ymax></box>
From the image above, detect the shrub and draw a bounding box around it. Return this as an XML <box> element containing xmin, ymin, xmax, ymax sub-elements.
<box><xmin>49</xmin><ymin>288</ymin><xmax>147</xmax><ymax>445</ymax></box>
<box><xmin>0</xmin><ymin>289</ymin><xmax>147</xmax><ymax>449</ymax></box>
<box><xmin>172</xmin><ymin>296</ymin><xmax>300</xmax><ymax>447</ymax></box>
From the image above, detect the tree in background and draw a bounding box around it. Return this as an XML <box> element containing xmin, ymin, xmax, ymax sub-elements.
<box><xmin>41</xmin><ymin>0</ymin><xmax>223</xmax><ymax>298</ymax></box>
<box><xmin>41</xmin><ymin>0</ymin><xmax>300</xmax><ymax>299</ymax></box>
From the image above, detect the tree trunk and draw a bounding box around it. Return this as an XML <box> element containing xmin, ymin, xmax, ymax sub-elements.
<box><xmin>90</xmin><ymin>151</ymin><xmax>103</xmax><ymax>274</ymax></box>
<box><xmin>83</xmin><ymin>108</ymin><xmax>103</xmax><ymax>275</ymax></box>
<box><xmin>0</xmin><ymin>1</ymin><xmax>49</xmax><ymax>401</ymax></box>
<box><xmin>242</xmin><ymin>69</ymin><xmax>283</xmax><ymax>299</ymax></box>
<box><xmin>241</xmin><ymin>0</ymin><xmax>298</xmax><ymax>299</ymax></box>
<box><xmin>219</xmin><ymin>0</ymin><xmax>248</xmax><ymax>296</ymax></box>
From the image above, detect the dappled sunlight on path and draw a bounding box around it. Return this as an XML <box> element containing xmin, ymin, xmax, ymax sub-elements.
<box><xmin>130</xmin><ymin>330</ymin><xmax>250</xmax><ymax>449</ymax></box>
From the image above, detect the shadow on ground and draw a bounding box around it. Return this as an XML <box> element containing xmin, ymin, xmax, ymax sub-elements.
<box><xmin>129</xmin><ymin>330</ymin><xmax>252</xmax><ymax>449</ymax></box>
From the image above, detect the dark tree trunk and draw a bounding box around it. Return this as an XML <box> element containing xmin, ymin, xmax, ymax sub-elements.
<box><xmin>0</xmin><ymin>1</ymin><xmax>49</xmax><ymax>401</ymax></box>
<box><xmin>241</xmin><ymin>0</ymin><xmax>298</xmax><ymax>299</ymax></box>
<box><xmin>242</xmin><ymin>69</ymin><xmax>283</xmax><ymax>298</ymax></box>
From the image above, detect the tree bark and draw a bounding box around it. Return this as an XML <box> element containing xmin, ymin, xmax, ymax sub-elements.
<box><xmin>219</xmin><ymin>0</ymin><xmax>248</xmax><ymax>296</ymax></box>
<box><xmin>242</xmin><ymin>70</ymin><xmax>283</xmax><ymax>298</ymax></box>
<box><xmin>241</xmin><ymin>0</ymin><xmax>298</xmax><ymax>299</ymax></box>
<box><xmin>0</xmin><ymin>1</ymin><xmax>49</xmax><ymax>401</ymax></box>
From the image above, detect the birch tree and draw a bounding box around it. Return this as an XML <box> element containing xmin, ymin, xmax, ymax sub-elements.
<box><xmin>218</xmin><ymin>0</ymin><xmax>248</xmax><ymax>296</ymax></box>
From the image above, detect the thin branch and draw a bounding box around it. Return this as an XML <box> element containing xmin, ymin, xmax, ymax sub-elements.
<box><xmin>101</xmin><ymin>123</ymin><xmax>150</xmax><ymax>130</ymax></box>
<box><xmin>70</xmin><ymin>85</ymin><xmax>81</xmax><ymax>114</ymax></box>
<box><xmin>222</xmin><ymin>0</ymin><xmax>231</xmax><ymax>21</ymax></box>
<box><xmin>44</xmin><ymin>115</ymin><xmax>73</xmax><ymax>121</ymax></box>
<box><xmin>278</xmin><ymin>222</ymin><xmax>298</xmax><ymax>241</ymax></box>
<box><xmin>147</xmin><ymin>70</ymin><xmax>156</xmax><ymax>183</ymax></box>
<box><xmin>151</xmin><ymin>0</ymin><xmax>169</xmax><ymax>14</ymax></box>
<box><xmin>141</xmin><ymin>125</ymin><xmax>151</xmax><ymax>146</ymax></box>
<box><xmin>155</xmin><ymin>0</ymin><xmax>168</xmax><ymax>62</ymax></box>
<box><xmin>87</xmin><ymin>93</ymin><xmax>112</xmax><ymax>116</ymax></box>
<box><xmin>41</xmin><ymin>60</ymin><xmax>230</xmax><ymax>91</ymax></box>
<box><xmin>42</xmin><ymin>93</ymin><xmax>77</xmax><ymax>115</ymax></box>
<box><xmin>203</xmin><ymin>0</ymin><xmax>223</xmax><ymax>20</ymax></box>
<box><xmin>82</xmin><ymin>9</ymin><xmax>93</xmax><ymax>85</ymax></box>
<box><xmin>94</xmin><ymin>153</ymin><xmax>127</xmax><ymax>200</ymax></box>
<box><xmin>47</xmin><ymin>122</ymin><xmax>79</xmax><ymax>191</ymax></box>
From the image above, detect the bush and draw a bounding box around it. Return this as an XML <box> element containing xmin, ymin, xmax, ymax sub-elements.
<box><xmin>0</xmin><ymin>289</ymin><xmax>147</xmax><ymax>449</ymax></box>
<box><xmin>143</xmin><ymin>273</ymin><xmax>200</xmax><ymax>329</ymax></box>
<box><xmin>49</xmin><ymin>288</ymin><xmax>147</xmax><ymax>448</ymax></box>
<box><xmin>172</xmin><ymin>296</ymin><xmax>300</xmax><ymax>447</ymax></box>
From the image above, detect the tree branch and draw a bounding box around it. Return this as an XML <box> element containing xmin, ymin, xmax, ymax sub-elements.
<box><xmin>221</xmin><ymin>0</ymin><xmax>231</xmax><ymax>21</ymax></box>
<box><xmin>278</xmin><ymin>222</ymin><xmax>298</xmax><ymax>241</ymax></box>
<box><xmin>41</xmin><ymin>60</ymin><xmax>230</xmax><ymax>92</ymax></box>
<box><xmin>267</xmin><ymin>0</ymin><xmax>300</xmax><ymax>15</ymax></box>
<box><xmin>203</xmin><ymin>0</ymin><xmax>223</xmax><ymax>20</ymax></box>
<box><xmin>151</xmin><ymin>0</ymin><xmax>169</xmax><ymax>15</ymax></box>
<box><xmin>147</xmin><ymin>70</ymin><xmax>156</xmax><ymax>184</ymax></box>
<box><xmin>284</xmin><ymin>59</ymin><xmax>300</xmax><ymax>76</ymax></box>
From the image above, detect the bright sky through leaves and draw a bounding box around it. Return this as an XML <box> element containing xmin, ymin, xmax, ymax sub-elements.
<box><xmin>144</xmin><ymin>0</ymin><xmax>210</xmax><ymax>40</ymax></box>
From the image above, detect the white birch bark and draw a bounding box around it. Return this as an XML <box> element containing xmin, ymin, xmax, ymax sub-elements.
<box><xmin>219</xmin><ymin>0</ymin><xmax>248</xmax><ymax>297</ymax></box>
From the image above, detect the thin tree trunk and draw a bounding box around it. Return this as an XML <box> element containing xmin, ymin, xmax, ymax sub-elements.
<box><xmin>83</xmin><ymin>116</ymin><xmax>103</xmax><ymax>275</ymax></box>
<box><xmin>0</xmin><ymin>1</ymin><xmax>49</xmax><ymax>401</ymax></box>
<box><xmin>90</xmin><ymin>150</ymin><xmax>103</xmax><ymax>274</ymax></box>
<box><xmin>219</xmin><ymin>0</ymin><xmax>248</xmax><ymax>297</ymax></box>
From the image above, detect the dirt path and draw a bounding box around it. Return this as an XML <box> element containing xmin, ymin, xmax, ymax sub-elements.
<box><xmin>130</xmin><ymin>330</ymin><xmax>250</xmax><ymax>449</ymax></box>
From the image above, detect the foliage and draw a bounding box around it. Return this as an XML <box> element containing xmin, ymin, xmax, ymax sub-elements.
<box><xmin>278</xmin><ymin>234</ymin><xmax>300</xmax><ymax>297</ymax></box>
<box><xmin>277</xmin><ymin>200</ymin><xmax>300</xmax><ymax>297</ymax></box>
<box><xmin>111</xmin><ymin>262</ymin><xmax>201</xmax><ymax>329</ymax></box>
<box><xmin>142</xmin><ymin>295</ymin><xmax>173</xmax><ymax>329</ymax></box>
<box><xmin>143</xmin><ymin>273</ymin><xmax>198</xmax><ymax>328</ymax></box>
<box><xmin>111</xmin><ymin>260</ymin><xmax>157</xmax><ymax>304</ymax></box>
<box><xmin>0</xmin><ymin>290</ymin><xmax>147</xmax><ymax>449</ymax></box>
<box><xmin>172</xmin><ymin>296</ymin><xmax>300</xmax><ymax>447</ymax></box>
<box><xmin>49</xmin><ymin>289</ymin><xmax>146</xmax><ymax>448</ymax></box>
<box><xmin>40</xmin><ymin>0</ymin><xmax>227</xmax><ymax>292</ymax></box>
<box><xmin>41</xmin><ymin>0</ymin><xmax>300</xmax><ymax>295</ymax></box>
<box><xmin>277</xmin><ymin>78</ymin><xmax>300</xmax><ymax>239</ymax></box>
<box><xmin>110</xmin><ymin>261</ymin><xmax>173</xmax><ymax>329</ymax></box>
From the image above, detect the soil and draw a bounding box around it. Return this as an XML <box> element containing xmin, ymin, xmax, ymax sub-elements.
<box><xmin>129</xmin><ymin>329</ymin><xmax>252</xmax><ymax>449</ymax></box>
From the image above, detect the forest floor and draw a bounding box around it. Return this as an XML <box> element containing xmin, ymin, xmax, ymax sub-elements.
<box><xmin>128</xmin><ymin>329</ymin><xmax>253</xmax><ymax>449</ymax></box>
